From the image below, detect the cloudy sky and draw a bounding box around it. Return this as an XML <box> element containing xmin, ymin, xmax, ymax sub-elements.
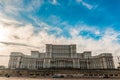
<box><xmin>0</xmin><ymin>0</ymin><xmax>120</xmax><ymax>67</ymax></box>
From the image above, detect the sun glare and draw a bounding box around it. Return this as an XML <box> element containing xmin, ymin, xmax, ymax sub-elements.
<box><xmin>0</xmin><ymin>26</ymin><xmax>9</xmax><ymax>41</ymax></box>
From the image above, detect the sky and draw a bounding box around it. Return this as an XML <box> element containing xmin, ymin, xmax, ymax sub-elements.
<box><xmin>0</xmin><ymin>0</ymin><xmax>120</xmax><ymax>67</ymax></box>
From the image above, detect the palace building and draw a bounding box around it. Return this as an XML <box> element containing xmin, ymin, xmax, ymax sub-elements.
<box><xmin>8</xmin><ymin>44</ymin><xmax>115</xmax><ymax>70</ymax></box>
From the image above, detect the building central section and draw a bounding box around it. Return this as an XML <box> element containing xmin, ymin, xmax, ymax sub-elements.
<box><xmin>46</xmin><ymin>44</ymin><xmax>76</xmax><ymax>58</ymax></box>
<box><xmin>44</xmin><ymin>44</ymin><xmax>77</xmax><ymax>68</ymax></box>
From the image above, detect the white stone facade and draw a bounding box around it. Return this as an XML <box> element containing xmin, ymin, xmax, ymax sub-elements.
<box><xmin>8</xmin><ymin>44</ymin><xmax>115</xmax><ymax>69</ymax></box>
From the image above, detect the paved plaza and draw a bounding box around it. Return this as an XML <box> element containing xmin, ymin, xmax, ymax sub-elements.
<box><xmin>0</xmin><ymin>77</ymin><xmax>120</xmax><ymax>80</ymax></box>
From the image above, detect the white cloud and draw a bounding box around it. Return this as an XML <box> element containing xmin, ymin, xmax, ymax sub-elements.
<box><xmin>26</xmin><ymin>0</ymin><xmax>43</xmax><ymax>12</ymax></box>
<box><xmin>0</xmin><ymin>0</ymin><xmax>24</xmax><ymax>16</ymax></box>
<box><xmin>82</xmin><ymin>2</ymin><xmax>93</xmax><ymax>10</ymax></box>
<box><xmin>52</xmin><ymin>0</ymin><xmax>57</xmax><ymax>5</ymax></box>
<box><xmin>49</xmin><ymin>0</ymin><xmax>60</xmax><ymax>5</ymax></box>
<box><xmin>0</xmin><ymin>0</ymin><xmax>43</xmax><ymax>17</ymax></box>
<box><xmin>69</xmin><ymin>25</ymin><xmax>100</xmax><ymax>37</ymax></box>
<box><xmin>47</xmin><ymin>15</ymin><xmax>61</xmax><ymax>25</ymax></box>
<box><xmin>76</xmin><ymin>0</ymin><xmax>93</xmax><ymax>10</ymax></box>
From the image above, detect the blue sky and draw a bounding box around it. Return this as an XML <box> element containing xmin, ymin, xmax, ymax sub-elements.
<box><xmin>0</xmin><ymin>0</ymin><xmax>120</xmax><ymax>66</ymax></box>
<box><xmin>14</xmin><ymin>0</ymin><xmax>120</xmax><ymax>28</ymax></box>
<box><xmin>1</xmin><ymin>0</ymin><xmax>120</xmax><ymax>38</ymax></box>
<box><xmin>0</xmin><ymin>1</ymin><xmax>120</xmax><ymax>31</ymax></box>
<box><xmin>0</xmin><ymin>0</ymin><xmax>120</xmax><ymax>37</ymax></box>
